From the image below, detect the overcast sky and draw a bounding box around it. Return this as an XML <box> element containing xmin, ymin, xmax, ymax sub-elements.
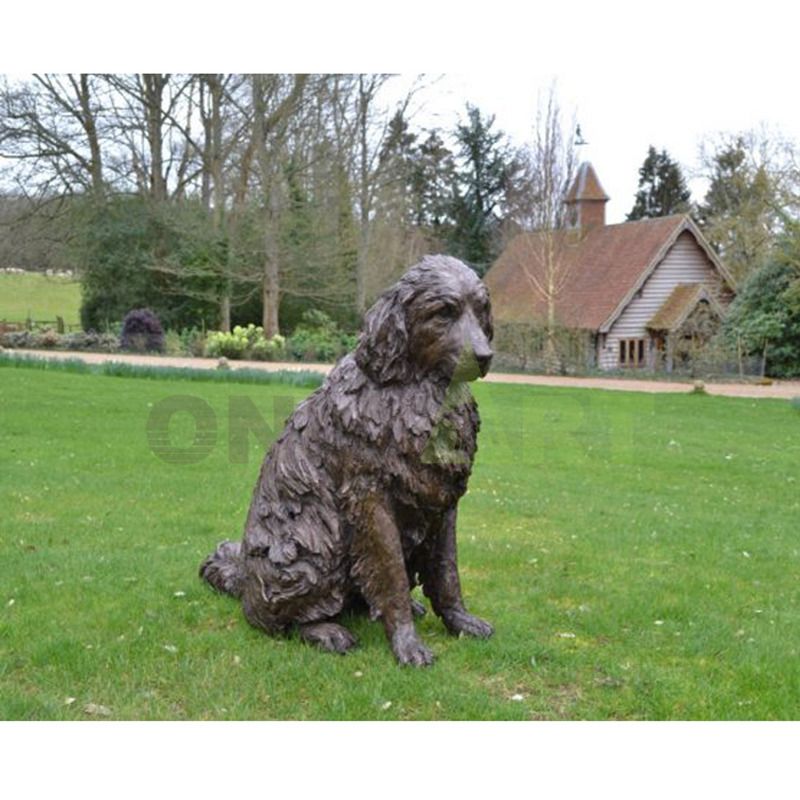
<box><xmin>386</xmin><ymin>28</ymin><xmax>800</xmax><ymax>223</ymax></box>
<box><xmin>364</xmin><ymin>1</ymin><xmax>800</xmax><ymax>224</ymax></box>
<box><xmin>398</xmin><ymin>71</ymin><xmax>798</xmax><ymax>224</ymax></box>
<box><xmin>5</xmin><ymin>0</ymin><xmax>799</xmax><ymax>227</ymax></box>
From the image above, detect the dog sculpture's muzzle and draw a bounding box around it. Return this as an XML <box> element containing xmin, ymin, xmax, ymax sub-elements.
<box><xmin>454</xmin><ymin>311</ymin><xmax>493</xmax><ymax>381</ymax></box>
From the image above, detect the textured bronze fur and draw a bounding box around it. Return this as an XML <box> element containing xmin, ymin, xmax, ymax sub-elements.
<box><xmin>200</xmin><ymin>255</ymin><xmax>494</xmax><ymax>666</ymax></box>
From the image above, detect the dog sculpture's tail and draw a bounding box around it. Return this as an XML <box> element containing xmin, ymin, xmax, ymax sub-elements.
<box><xmin>199</xmin><ymin>540</ymin><xmax>245</xmax><ymax>598</ymax></box>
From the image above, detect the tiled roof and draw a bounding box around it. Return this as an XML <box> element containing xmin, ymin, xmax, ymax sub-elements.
<box><xmin>485</xmin><ymin>214</ymin><xmax>690</xmax><ymax>331</ymax></box>
<box><xmin>647</xmin><ymin>283</ymin><xmax>724</xmax><ymax>331</ymax></box>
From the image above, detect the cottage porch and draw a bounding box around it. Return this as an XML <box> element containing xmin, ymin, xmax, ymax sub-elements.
<box><xmin>645</xmin><ymin>283</ymin><xmax>726</xmax><ymax>373</ymax></box>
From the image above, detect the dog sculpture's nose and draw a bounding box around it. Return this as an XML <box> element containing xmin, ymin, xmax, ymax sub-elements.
<box><xmin>476</xmin><ymin>351</ymin><xmax>493</xmax><ymax>377</ymax></box>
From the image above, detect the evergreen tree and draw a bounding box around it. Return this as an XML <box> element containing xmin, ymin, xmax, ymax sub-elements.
<box><xmin>448</xmin><ymin>104</ymin><xmax>514</xmax><ymax>275</ymax></box>
<box><xmin>375</xmin><ymin>110</ymin><xmax>419</xmax><ymax>226</ymax></box>
<box><xmin>274</xmin><ymin>140</ymin><xmax>359</xmax><ymax>331</ymax></box>
<box><xmin>627</xmin><ymin>146</ymin><xmax>691</xmax><ymax>220</ymax></box>
<box><xmin>362</xmin><ymin>111</ymin><xmax>428</xmax><ymax>296</ymax></box>
<box><xmin>409</xmin><ymin>129</ymin><xmax>456</xmax><ymax>232</ymax></box>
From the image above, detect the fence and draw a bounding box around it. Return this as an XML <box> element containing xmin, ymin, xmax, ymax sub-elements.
<box><xmin>0</xmin><ymin>317</ymin><xmax>82</xmax><ymax>334</ymax></box>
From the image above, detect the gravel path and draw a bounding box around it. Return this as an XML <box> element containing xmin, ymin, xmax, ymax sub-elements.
<box><xmin>6</xmin><ymin>348</ymin><xmax>800</xmax><ymax>400</ymax></box>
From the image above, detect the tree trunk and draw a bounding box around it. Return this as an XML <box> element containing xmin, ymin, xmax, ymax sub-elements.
<box><xmin>199</xmin><ymin>78</ymin><xmax>213</xmax><ymax>210</ymax></box>
<box><xmin>542</xmin><ymin>334</ymin><xmax>560</xmax><ymax>375</ymax></box>
<box><xmin>262</xmin><ymin>213</ymin><xmax>280</xmax><ymax>337</ymax></box>
<box><xmin>76</xmin><ymin>75</ymin><xmax>104</xmax><ymax>199</ymax></box>
<box><xmin>220</xmin><ymin>296</ymin><xmax>231</xmax><ymax>333</ymax></box>
<box><xmin>543</xmin><ymin>232</ymin><xmax>560</xmax><ymax>375</ymax></box>
<box><xmin>736</xmin><ymin>335</ymin><xmax>745</xmax><ymax>379</ymax></box>
<box><xmin>226</xmin><ymin>135</ymin><xmax>255</xmax><ymax>332</ymax></box>
<box><xmin>262</xmin><ymin>173</ymin><xmax>282</xmax><ymax>337</ymax></box>
<box><xmin>206</xmin><ymin>75</ymin><xmax>230</xmax><ymax>333</ymax></box>
<box><xmin>143</xmin><ymin>74</ymin><xmax>168</xmax><ymax>202</ymax></box>
<box><xmin>356</xmin><ymin>77</ymin><xmax>371</xmax><ymax>315</ymax></box>
<box><xmin>262</xmin><ymin>260</ymin><xmax>280</xmax><ymax>337</ymax></box>
<box><xmin>356</xmin><ymin>227</ymin><xmax>369</xmax><ymax>314</ymax></box>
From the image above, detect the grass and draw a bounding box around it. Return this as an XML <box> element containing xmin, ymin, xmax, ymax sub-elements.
<box><xmin>2</xmin><ymin>365</ymin><xmax>800</xmax><ymax>719</ymax></box>
<box><xmin>0</xmin><ymin>272</ymin><xmax>81</xmax><ymax>326</ymax></box>
<box><xmin>0</xmin><ymin>351</ymin><xmax>325</xmax><ymax>389</ymax></box>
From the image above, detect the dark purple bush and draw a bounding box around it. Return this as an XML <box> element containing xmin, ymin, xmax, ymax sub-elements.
<box><xmin>120</xmin><ymin>308</ymin><xmax>165</xmax><ymax>353</ymax></box>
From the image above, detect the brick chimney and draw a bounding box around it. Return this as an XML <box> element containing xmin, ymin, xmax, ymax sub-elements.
<box><xmin>565</xmin><ymin>162</ymin><xmax>609</xmax><ymax>229</ymax></box>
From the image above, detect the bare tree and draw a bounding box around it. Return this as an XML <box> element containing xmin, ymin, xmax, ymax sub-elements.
<box><xmin>324</xmin><ymin>74</ymin><xmax>424</xmax><ymax>312</ymax></box>
<box><xmin>507</xmin><ymin>85</ymin><xmax>578</xmax><ymax>372</ymax></box>
<box><xmin>277</xmin><ymin>87</ymin><xmax>359</xmax><ymax>314</ymax></box>
<box><xmin>0</xmin><ymin>74</ymin><xmax>112</xmax><ymax>273</ymax></box>
<box><xmin>103</xmin><ymin>74</ymin><xmax>199</xmax><ymax>200</ymax></box>
<box><xmin>251</xmin><ymin>73</ymin><xmax>308</xmax><ymax>336</ymax></box>
<box><xmin>353</xmin><ymin>74</ymin><xmax>392</xmax><ymax>312</ymax></box>
<box><xmin>697</xmin><ymin>126</ymin><xmax>800</xmax><ymax>282</ymax></box>
<box><xmin>0</xmin><ymin>73</ymin><xmax>108</xmax><ymax>199</ymax></box>
<box><xmin>198</xmin><ymin>74</ymin><xmax>251</xmax><ymax>330</ymax></box>
<box><xmin>0</xmin><ymin>72</ymin><xmax>434</xmax><ymax>334</ymax></box>
<box><xmin>104</xmin><ymin>73</ymin><xmax>261</xmax><ymax>331</ymax></box>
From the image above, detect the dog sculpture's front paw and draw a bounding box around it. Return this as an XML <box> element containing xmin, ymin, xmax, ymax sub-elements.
<box><xmin>391</xmin><ymin>624</ymin><xmax>434</xmax><ymax>667</ymax></box>
<box><xmin>442</xmin><ymin>609</ymin><xmax>494</xmax><ymax>639</ymax></box>
<box><xmin>299</xmin><ymin>622</ymin><xmax>358</xmax><ymax>654</ymax></box>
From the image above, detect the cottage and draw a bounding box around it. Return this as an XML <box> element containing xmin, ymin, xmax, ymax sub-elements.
<box><xmin>484</xmin><ymin>162</ymin><xmax>736</xmax><ymax>371</ymax></box>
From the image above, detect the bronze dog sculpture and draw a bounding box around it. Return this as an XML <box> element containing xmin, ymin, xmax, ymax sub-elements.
<box><xmin>200</xmin><ymin>255</ymin><xmax>493</xmax><ymax>666</ymax></box>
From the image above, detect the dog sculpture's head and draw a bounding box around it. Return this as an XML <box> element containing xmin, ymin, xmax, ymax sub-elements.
<box><xmin>355</xmin><ymin>255</ymin><xmax>493</xmax><ymax>385</ymax></box>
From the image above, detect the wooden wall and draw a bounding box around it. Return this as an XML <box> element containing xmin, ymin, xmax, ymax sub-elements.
<box><xmin>597</xmin><ymin>231</ymin><xmax>727</xmax><ymax>370</ymax></box>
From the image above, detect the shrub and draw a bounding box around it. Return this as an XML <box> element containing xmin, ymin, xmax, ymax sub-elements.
<box><xmin>37</xmin><ymin>328</ymin><xmax>60</xmax><ymax>348</ymax></box>
<box><xmin>205</xmin><ymin>329</ymin><xmax>248</xmax><ymax>360</ymax></box>
<box><xmin>723</xmin><ymin>231</ymin><xmax>800</xmax><ymax>378</ymax></box>
<box><xmin>0</xmin><ymin>330</ymin><xmax>38</xmax><ymax>349</ymax></box>
<box><xmin>205</xmin><ymin>324</ymin><xmax>286</xmax><ymax>361</ymax></box>
<box><xmin>59</xmin><ymin>331</ymin><xmax>92</xmax><ymax>351</ymax></box>
<box><xmin>287</xmin><ymin>310</ymin><xmax>357</xmax><ymax>362</ymax></box>
<box><xmin>492</xmin><ymin>321</ymin><xmax>593</xmax><ymax>374</ymax></box>
<box><xmin>250</xmin><ymin>334</ymin><xmax>286</xmax><ymax>361</ymax></box>
<box><xmin>120</xmin><ymin>308</ymin><xmax>165</xmax><ymax>353</ymax></box>
<box><xmin>238</xmin><ymin>324</ymin><xmax>264</xmax><ymax>350</ymax></box>
<box><xmin>78</xmin><ymin>195</ymin><xmax>220</xmax><ymax>333</ymax></box>
<box><xmin>0</xmin><ymin>328</ymin><xmax>120</xmax><ymax>353</ymax></box>
<box><xmin>94</xmin><ymin>333</ymin><xmax>121</xmax><ymax>353</ymax></box>
<box><xmin>59</xmin><ymin>331</ymin><xmax>120</xmax><ymax>352</ymax></box>
<box><xmin>163</xmin><ymin>330</ymin><xmax>184</xmax><ymax>356</ymax></box>
<box><xmin>180</xmin><ymin>327</ymin><xmax>207</xmax><ymax>358</ymax></box>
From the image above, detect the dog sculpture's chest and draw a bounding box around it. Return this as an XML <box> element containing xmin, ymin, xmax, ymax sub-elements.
<box><xmin>388</xmin><ymin>383</ymin><xmax>478</xmax><ymax>510</ymax></box>
<box><xmin>322</xmin><ymin>357</ymin><xmax>479</xmax><ymax>509</ymax></box>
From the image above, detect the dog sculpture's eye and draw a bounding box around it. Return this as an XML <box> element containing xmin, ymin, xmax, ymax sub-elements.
<box><xmin>436</xmin><ymin>303</ymin><xmax>460</xmax><ymax>320</ymax></box>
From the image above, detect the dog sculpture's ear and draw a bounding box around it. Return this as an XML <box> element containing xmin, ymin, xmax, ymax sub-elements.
<box><xmin>355</xmin><ymin>287</ymin><xmax>410</xmax><ymax>384</ymax></box>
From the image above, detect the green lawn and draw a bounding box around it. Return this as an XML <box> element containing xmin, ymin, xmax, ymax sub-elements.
<box><xmin>2</xmin><ymin>363</ymin><xmax>800</xmax><ymax>719</ymax></box>
<box><xmin>0</xmin><ymin>272</ymin><xmax>81</xmax><ymax>326</ymax></box>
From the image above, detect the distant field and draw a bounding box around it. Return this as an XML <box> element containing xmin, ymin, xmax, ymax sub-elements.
<box><xmin>0</xmin><ymin>272</ymin><xmax>81</xmax><ymax>326</ymax></box>
<box><xmin>2</xmin><ymin>362</ymin><xmax>800</xmax><ymax>720</ymax></box>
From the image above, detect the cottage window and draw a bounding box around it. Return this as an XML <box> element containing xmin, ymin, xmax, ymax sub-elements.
<box><xmin>619</xmin><ymin>338</ymin><xmax>645</xmax><ymax>368</ymax></box>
